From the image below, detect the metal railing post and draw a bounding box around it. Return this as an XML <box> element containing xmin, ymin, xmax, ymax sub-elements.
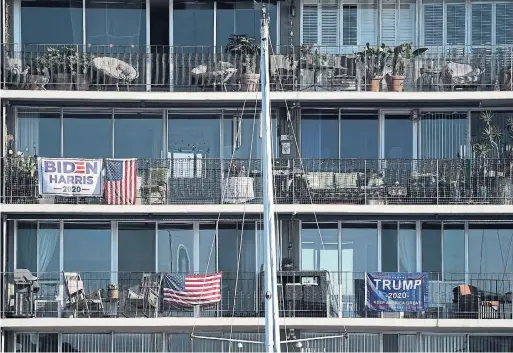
<box><xmin>436</xmin><ymin>159</ymin><xmax>439</xmax><ymax>204</ymax></box>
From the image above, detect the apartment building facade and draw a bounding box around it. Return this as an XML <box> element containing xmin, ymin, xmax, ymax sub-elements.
<box><xmin>1</xmin><ymin>0</ymin><xmax>513</xmax><ymax>352</ymax></box>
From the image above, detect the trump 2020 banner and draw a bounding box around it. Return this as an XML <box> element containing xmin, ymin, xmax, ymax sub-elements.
<box><xmin>38</xmin><ymin>158</ymin><xmax>103</xmax><ymax>196</ymax></box>
<box><xmin>366</xmin><ymin>272</ymin><xmax>429</xmax><ymax>312</ymax></box>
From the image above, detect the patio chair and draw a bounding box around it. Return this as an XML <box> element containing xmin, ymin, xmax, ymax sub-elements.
<box><xmin>122</xmin><ymin>273</ymin><xmax>163</xmax><ymax>318</ymax></box>
<box><xmin>63</xmin><ymin>272</ymin><xmax>104</xmax><ymax>318</ymax></box>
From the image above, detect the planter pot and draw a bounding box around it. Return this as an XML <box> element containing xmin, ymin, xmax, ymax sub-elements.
<box><xmin>53</xmin><ymin>73</ymin><xmax>73</xmax><ymax>90</ymax></box>
<box><xmin>28</xmin><ymin>75</ymin><xmax>47</xmax><ymax>90</ymax></box>
<box><xmin>370</xmin><ymin>76</ymin><xmax>382</xmax><ymax>92</ymax></box>
<box><xmin>391</xmin><ymin>75</ymin><xmax>405</xmax><ymax>92</ymax></box>
<box><xmin>74</xmin><ymin>74</ymin><xmax>90</xmax><ymax>91</ymax></box>
<box><xmin>241</xmin><ymin>73</ymin><xmax>260</xmax><ymax>92</ymax></box>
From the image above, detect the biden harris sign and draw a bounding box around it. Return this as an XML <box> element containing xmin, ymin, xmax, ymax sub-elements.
<box><xmin>38</xmin><ymin>158</ymin><xmax>103</xmax><ymax>196</ymax></box>
<box><xmin>366</xmin><ymin>272</ymin><xmax>429</xmax><ymax>312</ymax></box>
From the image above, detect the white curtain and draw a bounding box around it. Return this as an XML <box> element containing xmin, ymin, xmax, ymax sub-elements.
<box><xmin>398</xmin><ymin>230</ymin><xmax>416</xmax><ymax>272</ymax></box>
<box><xmin>37</xmin><ymin>227</ymin><xmax>59</xmax><ymax>274</ymax></box>
<box><xmin>16</xmin><ymin>117</ymin><xmax>39</xmax><ymax>155</ymax></box>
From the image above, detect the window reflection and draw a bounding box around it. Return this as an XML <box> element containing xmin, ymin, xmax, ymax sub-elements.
<box><xmin>157</xmin><ymin>223</ymin><xmax>193</xmax><ymax>273</ymax></box>
<box><xmin>16</xmin><ymin>109</ymin><xmax>61</xmax><ymax>157</ymax></box>
<box><xmin>301</xmin><ymin>110</ymin><xmax>339</xmax><ymax>159</ymax></box>
<box><xmin>340</xmin><ymin>112</ymin><xmax>379</xmax><ymax>158</ymax></box>
<box><xmin>222</xmin><ymin>112</ymin><xmax>278</xmax><ymax>159</ymax></box>
<box><xmin>63</xmin><ymin>222</ymin><xmax>111</xmax><ymax>290</ymax></box>
<box><xmin>382</xmin><ymin>222</ymin><xmax>416</xmax><ymax>273</ymax></box>
<box><xmin>469</xmin><ymin>223</ymin><xmax>513</xmax><ymax>275</ymax></box>
<box><xmin>114</xmin><ymin>112</ymin><xmax>163</xmax><ymax>158</ymax></box>
<box><xmin>421</xmin><ymin>222</ymin><xmax>442</xmax><ymax>279</ymax></box>
<box><xmin>168</xmin><ymin>113</ymin><xmax>221</xmax><ymax>158</ymax></box>
<box><xmin>86</xmin><ymin>0</ymin><xmax>146</xmax><ymax>46</ymax></box>
<box><xmin>63</xmin><ymin>111</ymin><xmax>113</xmax><ymax>158</ymax></box>
<box><xmin>443</xmin><ymin>223</ymin><xmax>465</xmax><ymax>281</ymax></box>
<box><xmin>385</xmin><ymin>115</ymin><xmax>413</xmax><ymax>159</ymax></box>
<box><xmin>216</xmin><ymin>1</ymin><xmax>277</xmax><ymax>47</ymax></box>
<box><xmin>21</xmin><ymin>0</ymin><xmax>83</xmax><ymax>46</ymax></box>
<box><xmin>173</xmin><ymin>1</ymin><xmax>214</xmax><ymax>48</ymax></box>
<box><xmin>118</xmin><ymin>222</ymin><xmax>156</xmax><ymax>279</ymax></box>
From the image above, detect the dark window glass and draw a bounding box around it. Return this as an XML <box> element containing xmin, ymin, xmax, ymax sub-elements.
<box><xmin>340</xmin><ymin>112</ymin><xmax>379</xmax><ymax>158</ymax></box>
<box><xmin>21</xmin><ymin>1</ymin><xmax>83</xmax><ymax>45</ymax></box>
<box><xmin>173</xmin><ymin>1</ymin><xmax>214</xmax><ymax>47</ymax></box>
<box><xmin>114</xmin><ymin>112</ymin><xmax>163</xmax><ymax>158</ymax></box>
<box><xmin>63</xmin><ymin>112</ymin><xmax>112</xmax><ymax>158</ymax></box>
<box><xmin>86</xmin><ymin>0</ymin><xmax>146</xmax><ymax>46</ymax></box>
<box><xmin>16</xmin><ymin>222</ymin><xmax>37</xmax><ymax>273</ymax></box>
<box><xmin>216</xmin><ymin>1</ymin><xmax>277</xmax><ymax>48</ymax></box>
<box><xmin>385</xmin><ymin>115</ymin><xmax>413</xmax><ymax>159</ymax></box>
<box><xmin>118</xmin><ymin>222</ymin><xmax>156</xmax><ymax>276</ymax></box>
<box><xmin>301</xmin><ymin>110</ymin><xmax>339</xmax><ymax>159</ymax></box>
<box><xmin>63</xmin><ymin>222</ymin><xmax>111</xmax><ymax>291</ymax></box>
<box><xmin>381</xmin><ymin>222</ymin><xmax>398</xmax><ymax>272</ymax></box>
<box><xmin>421</xmin><ymin>222</ymin><xmax>442</xmax><ymax>279</ymax></box>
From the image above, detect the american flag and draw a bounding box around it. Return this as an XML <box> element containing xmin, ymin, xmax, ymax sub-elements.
<box><xmin>104</xmin><ymin>159</ymin><xmax>137</xmax><ymax>205</ymax></box>
<box><xmin>163</xmin><ymin>272</ymin><xmax>222</xmax><ymax>307</ymax></box>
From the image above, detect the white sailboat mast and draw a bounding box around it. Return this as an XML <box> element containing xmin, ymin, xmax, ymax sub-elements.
<box><xmin>260</xmin><ymin>6</ymin><xmax>281</xmax><ymax>353</ymax></box>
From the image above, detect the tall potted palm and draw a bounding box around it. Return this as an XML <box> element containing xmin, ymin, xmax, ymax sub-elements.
<box><xmin>387</xmin><ymin>43</ymin><xmax>428</xmax><ymax>92</ymax></box>
<box><xmin>355</xmin><ymin>43</ymin><xmax>389</xmax><ymax>92</ymax></box>
<box><xmin>226</xmin><ymin>34</ymin><xmax>260</xmax><ymax>92</ymax></box>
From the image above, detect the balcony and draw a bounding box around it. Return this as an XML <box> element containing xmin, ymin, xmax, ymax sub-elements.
<box><xmin>2</xmin><ymin>271</ymin><xmax>512</xmax><ymax>320</ymax></box>
<box><xmin>2</xmin><ymin>44</ymin><xmax>513</xmax><ymax>93</ymax></box>
<box><xmin>3</xmin><ymin>157</ymin><xmax>513</xmax><ymax>206</ymax></box>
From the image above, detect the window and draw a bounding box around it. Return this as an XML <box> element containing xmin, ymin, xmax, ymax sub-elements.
<box><xmin>85</xmin><ymin>0</ymin><xmax>146</xmax><ymax>47</ymax></box>
<box><xmin>381</xmin><ymin>1</ymin><xmax>416</xmax><ymax>46</ymax></box>
<box><xmin>216</xmin><ymin>1</ymin><xmax>277</xmax><ymax>47</ymax></box>
<box><xmin>16</xmin><ymin>222</ymin><xmax>60</xmax><ymax>280</ymax></box>
<box><xmin>381</xmin><ymin>222</ymin><xmax>416</xmax><ymax>273</ymax></box>
<box><xmin>118</xmin><ymin>223</ymin><xmax>156</xmax><ymax>278</ymax></box>
<box><xmin>63</xmin><ymin>222</ymin><xmax>111</xmax><ymax>290</ymax></box>
<box><xmin>301</xmin><ymin>0</ymin><xmax>361</xmax><ymax>49</ymax></box>
<box><xmin>421</xmin><ymin>222</ymin><xmax>442</xmax><ymax>279</ymax></box>
<box><xmin>63</xmin><ymin>111</ymin><xmax>113</xmax><ymax>158</ymax></box>
<box><xmin>114</xmin><ymin>112</ymin><xmax>163</xmax><ymax>158</ymax></box>
<box><xmin>301</xmin><ymin>223</ymin><xmax>338</xmax><ymax>272</ymax></box>
<box><xmin>340</xmin><ymin>112</ymin><xmax>379</xmax><ymax>158</ymax></box>
<box><xmin>222</xmin><ymin>113</ymin><xmax>278</xmax><ymax>159</ymax></box>
<box><xmin>168</xmin><ymin>113</ymin><xmax>221</xmax><ymax>158</ymax></box>
<box><xmin>157</xmin><ymin>223</ymin><xmax>216</xmax><ymax>274</ymax></box>
<box><xmin>468</xmin><ymin>223</ymin><xmax>513</xmax><ymax>276</ymax></box>
<box><xmin>423</xmin><ymin>2</ymin><xmax>465</xmax><ymax>47</ymax></box>
<box><xmin>173</xmin><ymin>1</ymin><xmax>214</xmax><ymax>47</ymax></box>
<box><xmin>496</xmin><ymin>3</ymin><xmax>513</xmax><ymax>45</ymax></box>
<box><xmin>21</xmin><ymin>0</ymin><xmax>82</xmax><ymax>46</ymax></box>
<box><xmin>301</xmin><ymin>110</ymin><xmax>338</xmax><ymax>158</ymax></box>
<box><xmin>419</xmin><ymin>112</ymin><xmax>468</xmax><ymax>159</ymax></box>
<box><xmin>421</xmin><ymin>222</ymin><xmax>464</xmax><ymax>281</ymax></box>
<box><xmin>385</xmin><ymin>115</ymin><xmax>413</xmax><ymax>159</ymax></box>
<box><xmin>16</xmin><ymin>109</ymin><xmax>61</xmax><ymax>157</ymax></box>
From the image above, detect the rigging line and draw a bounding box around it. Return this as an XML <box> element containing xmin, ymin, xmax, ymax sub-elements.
<box><xmin>190</xmin><ymin>71</ymin><xmax>260</xmax><ymax>340</ymax></box>
<box><xmin>228</xmin><ymin>100</ymin><xmax>259</xmax><ymax>350</ymax></box>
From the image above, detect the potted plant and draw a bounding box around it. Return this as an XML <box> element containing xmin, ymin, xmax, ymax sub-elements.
<box><xmin>5</xmin><ymin>134</ymin><xmax>38</xmax><ymax>203</ymax></box>
<box><xmin>69</xmin><ymin>50</ymin><xmax>91</xmax><ymax>91</ymax></box>
<box><xmin>299</xmin><ymin>45</ymin><xmax>329</xmax><ymax>88</ymax></box>
<box><xmin>355</xmin><ymin>43</ymin><xmax>389</xmax><ymax>92</ymax></box>
<box><xmin>226</xmin><ymin>34</ymin><xmax>260</xmax><ymax>92</ymax></box>
<box><xmin>386</xmin><ymin>43</ymin><xmax>428</xmax><ymax>92</ymax></box>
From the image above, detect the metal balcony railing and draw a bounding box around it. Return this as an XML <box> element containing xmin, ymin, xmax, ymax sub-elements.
<box><xmin>2</xmin><ymin>44</ymin><xmax>513</xmax><ymax>92</ymax></box>
<box><xmin>2</xmin><ymin>271</ymin><xmax>512</xmax><ymax>319</ymax></box>
<box><xmin>3</xmin><ymin>157</ymin><xmax>513</xmax><ymax>205</ymax></box>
